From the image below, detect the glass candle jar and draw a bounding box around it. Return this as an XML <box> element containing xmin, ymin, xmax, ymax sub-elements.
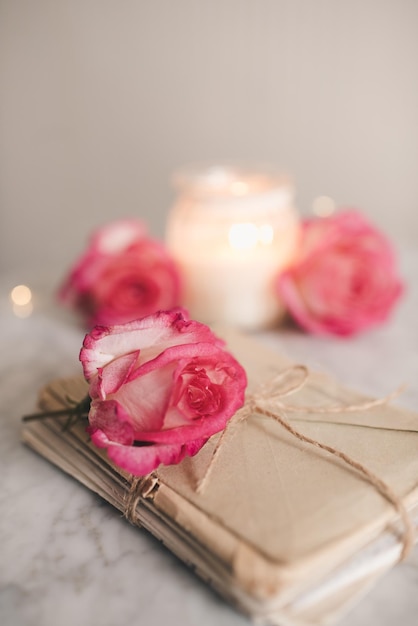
<box><xmin>166</xmin><ymin>164</ymin><xmax>300</xmax><ymax>330</ymax></box>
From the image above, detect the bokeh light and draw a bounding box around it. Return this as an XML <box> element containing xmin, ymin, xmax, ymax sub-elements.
<box><xmin>10</xmin><ymin>284</ymin><xmax>33</xmax><ymax>318</ymax></box>
<box><xmin>312</xmin><ymin>196</ymin><xmax>336</xmax><ymax>217</ymax></box>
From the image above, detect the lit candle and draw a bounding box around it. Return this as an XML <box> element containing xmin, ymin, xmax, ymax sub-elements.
<box><xmin>166</xmin><ymin>165</ymin><xmax>300</xmax><ymax>330</ymax></box>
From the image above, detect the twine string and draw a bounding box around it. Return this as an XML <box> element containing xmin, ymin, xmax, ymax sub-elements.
<box><xmin>197</xmin><ymin>366</ymin><xmax>414</xmax><ymax>561</ymax></box>
<box><xmin>124</xmin><ymin>476</ymin><xmax>147</xmax><ymax>525</ymax></box>
<box><xmin>124</xmin><ymin>473</ymin><xmax>159</xmax><ymax>525</ymax></box>
<box><xmin>255</xmin><ymin>402</ymin><xmax>414</xmax><ymax>560</ymax></box>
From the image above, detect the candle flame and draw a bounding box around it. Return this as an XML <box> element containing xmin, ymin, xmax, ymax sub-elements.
<box><xmin>228</xmin><ymin>223</ymin><xmax>259</xmax><ymax>250</ymax></box>
<box><xmin>228</xmin><ymin>223</ymin><xmax>275</xmax><ymax>250</ymax></box>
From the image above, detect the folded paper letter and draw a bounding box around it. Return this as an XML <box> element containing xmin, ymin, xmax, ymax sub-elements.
<box><xmin>22</xmin><ymin>330</ymin><xmax>418</xmax><ymax>625</ymax></box>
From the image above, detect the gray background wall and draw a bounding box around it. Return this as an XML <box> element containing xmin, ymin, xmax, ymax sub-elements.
<box><xmin>1</xmin><ymin>0</ymin><xmax>417</xmax><ymax>276</ymax></box>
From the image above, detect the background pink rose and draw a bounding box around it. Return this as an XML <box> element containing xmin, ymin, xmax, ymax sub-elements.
<box><xmin>80</xmin><ymin>309</ymin><xmax>247</xmax><ymax>475</ymax></box>
<box><xmin>59</xmin><ymin>219</ymin><xmax>180</xmax><ymax>326</ymax></box>
<box><xmin>277</xmin><ymin>211</ymin><xmax>403</xmax><ymax>337</ymax></box>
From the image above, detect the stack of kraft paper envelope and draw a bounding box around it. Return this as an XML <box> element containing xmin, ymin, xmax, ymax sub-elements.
<box><xmin>22</xmin><ymin>329</ymin><xmax>418</xmax><ymax>626</ymax></box>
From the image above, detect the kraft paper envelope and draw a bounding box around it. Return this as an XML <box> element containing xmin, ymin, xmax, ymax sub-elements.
<box><xmin>21</xmin><ymin>330</ymin><xmax>418</xmax><ymax>625</ymax></box>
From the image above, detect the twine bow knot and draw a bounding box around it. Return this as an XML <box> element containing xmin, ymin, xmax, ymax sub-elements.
<box><xmin>195</xmin><ymin>365</ymin><xmax>414</xmax><ymax>561</ymax></box>
<box><xmin>247</xmin><ymin>365</ymin><xmax>309</xmax><ymax>412</ymax></box>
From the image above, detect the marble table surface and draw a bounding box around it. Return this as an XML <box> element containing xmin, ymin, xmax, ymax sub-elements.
<box><xmin>1</xmin><ymin>249</ymin><xmax>418</xmax><ymax>626</ymax></box>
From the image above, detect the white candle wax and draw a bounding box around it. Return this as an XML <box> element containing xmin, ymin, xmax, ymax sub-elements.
<box><xmin>166</xmin><ymin>165</ymin><xmax>300</xmax><ymax>330</ymax></box>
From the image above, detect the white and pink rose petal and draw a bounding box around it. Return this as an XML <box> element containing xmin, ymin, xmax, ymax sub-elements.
<box><xmin>90</xmin><ymin>428</ymin><xmax>207</xmax><ymax>476</ymax></box>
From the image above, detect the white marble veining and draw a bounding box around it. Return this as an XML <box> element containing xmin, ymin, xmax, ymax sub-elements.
<box><xmin>1</xmin><ymin>250</ymin><xmax>418</xmax><ymax>626</ymax></box>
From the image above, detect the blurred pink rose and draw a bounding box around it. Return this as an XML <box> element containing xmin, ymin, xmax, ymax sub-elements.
<box><xmin>277</xmin><ymin>211</ymin><xmax>403</xmax><ymax>337</ymax></box>
<box><xmin>59</xmin><ymin>219</ymin><xmax>180</xmax><ymax>326</ymax></box>
<box><xmin>80</xmin><ymin>309</ymin><xmax>247</xmax><ymax>475</ymax></box>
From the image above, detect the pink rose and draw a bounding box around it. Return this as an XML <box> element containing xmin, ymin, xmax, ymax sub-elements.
<box><xmin>59</xmin><ymin>219</ymin><xmax>180</xmax><ymax>326</ymax></box>
<box><xmin>80</xmin><ymin>309</ymin><xmax>247</xmax><ymax>475</ymax></box>
<box><xmin>277</xmin><ymin>211</ymin><xmax>403</xmax><ymax>337</ymax></box>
